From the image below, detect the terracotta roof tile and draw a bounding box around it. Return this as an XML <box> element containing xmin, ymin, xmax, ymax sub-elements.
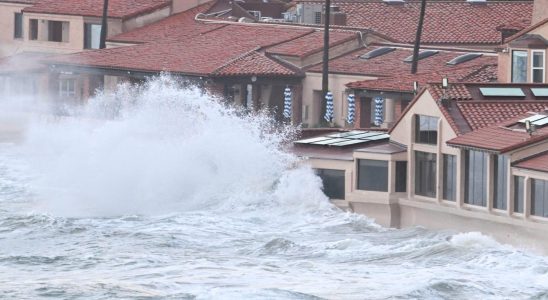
<box><xmin>47</xmin><ymin>24</ymin><xmax>313</xmax><ymax>76</ymax></box>
<box><xmin>212</xmin><ymin>51</ymin><xmax>299</xmax><ymax>77</ymax></box>
<box><xmin>296</xmin><ymin>0</ymin><xmax>532</xmax><ymax>44</ymax></box>
<box><xmin>514</xmin><ymin>151</ymin><xmax>548</xmax><ymax>173</ymax></box>
<box><xmin>108</xmin><ymin>2</ymin><xmax>220</xmax><ymax>43</ymax></box>
<box><xmin>266</xmin><ymin>30</ymin><xmax>358</xmax><ymax>58</ymax></box>
<box><xmin>309</xmin><ymin>46</ymin><xmax>497</xmax><ymax>77</ymax></box>
<box><xmin>346</xmin><ymin>63</ymin><xmax>497</xmax><ymax>92</ymax></box>
<box><xmin>23</xmin><ymin>0</ymin><xmax>171</xmax><ymax>19</ymax></box>
<box><xmin>447</xmin><ymin>112</ymin><xmax>548</xmax><ymax>153</ymax></box>
<box><xmin>457</xmin><ymin>102</ymin><xmax>548</xmax><ymax>131</ymax></box>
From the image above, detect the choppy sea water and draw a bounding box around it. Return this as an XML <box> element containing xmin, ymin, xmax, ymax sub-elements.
<box><xmin>1</xmin><ymin>77</ymin><xmax>548</xmax><ymax>299</ymax></box>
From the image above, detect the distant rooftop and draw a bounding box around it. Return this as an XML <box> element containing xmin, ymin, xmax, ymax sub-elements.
<box><xmin>294</xmin><ymin>0</ymin><xmax>533</xmax><ymax>45</ymax></box>
<box><xmin>23</xmin><ymin>0</ymin><xmax>171</xmax><ymax>19</ymax></box>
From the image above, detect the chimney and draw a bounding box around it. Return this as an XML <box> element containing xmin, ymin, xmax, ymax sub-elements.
<box><xmin>322</xmin><ymin>5</ymin><xmax>347</xmax><ymax>26</ymax></box>
<box><xmin>533</xmin><ymin>0</ymin><xmax>548</xmax><ymax>24</ymax></box>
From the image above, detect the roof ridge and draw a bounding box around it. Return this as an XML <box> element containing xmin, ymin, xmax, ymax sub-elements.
<box><xmin>212</xmin><ymin>47</ymin><xmax>262</xmax><ymax>74</ymax></box>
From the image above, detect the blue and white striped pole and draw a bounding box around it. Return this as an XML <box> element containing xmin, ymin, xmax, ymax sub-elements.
<box><xmin>324</xmin><ymin>91</ymin><xmax>334</xmax><ymax>123</ymax></box>
<box><xmin>346</xmin><ymin>93</ymin><xmax>355</xmax><ymax>125</ymax></box>
<box><xmin>283</xmin><ymin>86</ymin><xmax>291</xmax><ymax>119</ymax></box>
<box><xmin>374</xmin><ymin>96</ymin><xmax>384</xmax><ymax>126</ymax></box>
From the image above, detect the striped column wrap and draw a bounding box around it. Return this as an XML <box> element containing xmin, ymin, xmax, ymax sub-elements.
<box><xmin>283</xmin><ymin>87</ymin><xmax>292</xmax><ymax>119</ymax></box>
<box><xmin>346</xmin><ymin>93</ymin><xmax>355</xmax><ymax>124</ymax></box>
<box><xmin>324</xmin><ymin>91</ymin><xmax>334</xmax><ymax>123</ymax></box>
<box><xmin>374</xmin><ymin>96</ymin><xmax>384</xmax><ymax>126</ymax></box>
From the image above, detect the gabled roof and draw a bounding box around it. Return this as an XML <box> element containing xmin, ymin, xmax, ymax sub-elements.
<box><xmin>212</xmin><ymin>50</ymin><xmax>300</xmax><ymax>77</ymax></box>
<box><xmin>389</xmin><ymin>83</ymin><xmax>548</xmax><ymax>136</ymax></box>
<box><xmin>47</xmin><ymin>23</ymin><xmax>315</xmax><ymax>77</ymax></box>
<box><xmin>294</xmin><ymin>0</ymin><xmax>532</xmax><ymax>45</ymax></box>
<box><xmin>23</xmin><ymin>0</ymin><xmax>171</xmax><ymax>19</ymax></box>
<box><xmin>447</xmin><ymin>112</ymin><xmax>548</xmax><ymax>153</ymax></box>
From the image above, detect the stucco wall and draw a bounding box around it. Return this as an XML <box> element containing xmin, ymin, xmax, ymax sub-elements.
<box><xmin>0</xmin><ymin>2</ymin><xmax>32</xmax><ymax>57</ymax></box>
<box><xmin>302</xmin><ymin>72</ymin><xmax>376</xmax><ymax>127</ymax></box>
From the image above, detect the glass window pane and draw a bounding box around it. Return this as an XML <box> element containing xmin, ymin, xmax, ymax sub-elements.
<box><xmin>533</xmin><ymin>69</ymin><xmax>544</xmax><ymax>83</ymax></box>
<box><xmin>465</xmin><ymin>150</ymin><xmax>487</xmax><ymax>206</ymax></box>
<box><xmin>415</xmin><ymin>115</ymin><xmax>438</xmax><ymax>145</ymax></box>
<box><xmin>395</xmin><ymin>161</ymin><xmax>407</xmax><ymax>193</ymax></box>
<box><xmin>415</xmin><ymin>151</ymin><xmax>437</xmax><ymax>198</ymax></box>
<box><xmin>533</xmin><ymin>52</ymin><xmax>544</xmax><ymax>68</ymax></box>
<box><xmin>514</xmin><ymin>176</ymin><xmax>524</xmax><ymax>213</ymax></box>
<box><xmin>512</xmin><ymin>51</ymin><xmax>528</xmax><ymax>83</ymax></box>
<box><xmin>443</xmin><ymin>154</ymin><xmax>456</xmax><ymax>201</ymax></box>
<box><xmin>358</xmin><ymin>159</ymin><xmax>388</xmax><ymax>192</ymax></box>
<box><xmin>494</xmin><ymin>155</ymin><xmax>508</xmax><ymax>210</ymax></box>
<box><xmin>315</xmin><ymin>169</ymin><xmax>345</xmax><ymax>199</ymax></box>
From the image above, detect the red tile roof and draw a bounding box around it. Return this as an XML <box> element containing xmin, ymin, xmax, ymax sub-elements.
<box><xmin>23</xmin><ymin>0</ymin><xmax>171</xmax><ymax>19</ymax></box>
<box><xmin>266</xmin><ymin>30</ymin><xmax>358</xmax><ymax>58</ymax></box>
<box><xmin>310</xmin><ymin>45</ymin><xmax>497</xmax><ymax>77</ymax></box>
<box><xmin>514</xmin><ymin>151</ymin><xmax>548</xmax><ymax>173</ymax></box>
<box><xmin>295</xmin><ymin>0</ymin><xmax>532</xmax><ymax>45</ymax></box>
<box><xmin>346</xmin><ymin>63</ymin><xmax>497</xmax><ymax>92</ymax></box>
<box><xmin>447</xmin><ymin>113</ymin><xmax>548</xmax><ymax>153</ymax></box>
<box><xmin>108</xmin><ymin>2</ymin><xmax>221</xmax><ymax>43</ymax></box>
<box><xmin>47</xmin><ymin>23</ymin><xmax>313</xmax><ymax>76</ymax></box>
<box><xmin>212</xmin><ymin>50</ymin><xmax>299</xmax><ymax>77</ymax></box>
<box><xmin>457</xmin><ymin>102</ymin><xmax>548</xmax><ymax>131</ymax></box>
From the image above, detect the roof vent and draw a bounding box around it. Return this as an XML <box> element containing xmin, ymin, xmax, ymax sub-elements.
<box><xmin>403</xmin><ymin>50</ymin><xmax>439</xmax><ymax>62</ymax></box>
<box><xmin>360</xmin><ymin>47</ymin><xmax>396</xmax><ymax>60</ymax></box>
<box><xmin>446</xmin><ymin>53</ymin><xmax>482</xmax><ymax>65</ymax></box>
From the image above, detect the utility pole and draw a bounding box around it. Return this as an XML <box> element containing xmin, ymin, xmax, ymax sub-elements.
<box><xmin>321</xmin><ymin>0</ymin><xmax>331</xmax><ymax>98</ymax></box>
<box><xmin>99</xmin><ymin>0</ymin><xmax>109</xmax><ymax>49</ymax></box>
<box><xmin>411</xmin><ymin>0</ymin><xmax>427</xmax><ymax>74</ymax></box>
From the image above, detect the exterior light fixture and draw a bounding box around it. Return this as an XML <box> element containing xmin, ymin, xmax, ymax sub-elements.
<box><xmin>251</xmin><ymin>76</ymin><xmax>257</xmax><ymax>82</ymax></box>
<box><xmin>442</xmin><ymin>77</ymin><xmax>449</xmax><ymax>89</ymax></box>
<box><xmin>413</xmin><ymin>81</ymin><xmax>419</xmax><ymax>94</ymax></box>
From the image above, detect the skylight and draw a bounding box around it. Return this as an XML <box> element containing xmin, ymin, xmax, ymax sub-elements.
<box><xmin>403</xmin><ymin>50</ymin><xmax>439</xmax><ymax>62</ymax></box>
<box><xmin>360</xmin><ymin>47</ymin><xmax>396</xmax><ymax>60</ymax></box>
<box><xmin>531</xmin><ymin>88</ymin><xmax>548</xmax><ymax>97</ymax></box>
<box><xmin>518</xmin><ymin>114</ymin><xmax>548</xmax><ymax>127</ymax></box>
<box><xmin>479</xmin><ymin>87</ymin><xmax>525</xmax><ymax>97</ymax></box>
<box><xmin>446</xmin><ymin>53</ymin><xmax>482</xmax><ymax>65</ymax></box>
<box><xmin>294</xmin><ymin>131</ymin><xmax>389</xmax><ymax>147</ymax></box>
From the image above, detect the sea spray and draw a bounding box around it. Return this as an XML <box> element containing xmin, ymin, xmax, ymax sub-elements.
<box><xmin>19</xmin><ymin>76</ymin><xmax>327</xmax><ymax>217</ymax></box>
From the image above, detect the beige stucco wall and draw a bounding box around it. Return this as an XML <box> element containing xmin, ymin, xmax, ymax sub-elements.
<box><xmin>0</xmin><ymin>2</ymin><xmax>32</xmax><ymax>57</ymax></box>
<box><xmin>533</xmin><ymin>0</ymin><xmax>548</xmax><ymax>24</ymax></box>
<box><xmin>302</xmin><ymin>72</ymin><xmax>376</xmax><ymax>127</ymax></box>
<box><xmin>19</xmin><ymin>13</ymin><xmax>123</xmax><ymax>54</ymax></box>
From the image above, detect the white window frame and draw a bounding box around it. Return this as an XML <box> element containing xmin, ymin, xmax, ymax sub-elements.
<box><xmin>531</xmin><ymin>49</ymin><xmax>546</xmax><ymax>83</ymax></box>
<box><xmin>59</xmin><ymin>78</ymin><xmax>76</xmax><ymax>98</ymax></box>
